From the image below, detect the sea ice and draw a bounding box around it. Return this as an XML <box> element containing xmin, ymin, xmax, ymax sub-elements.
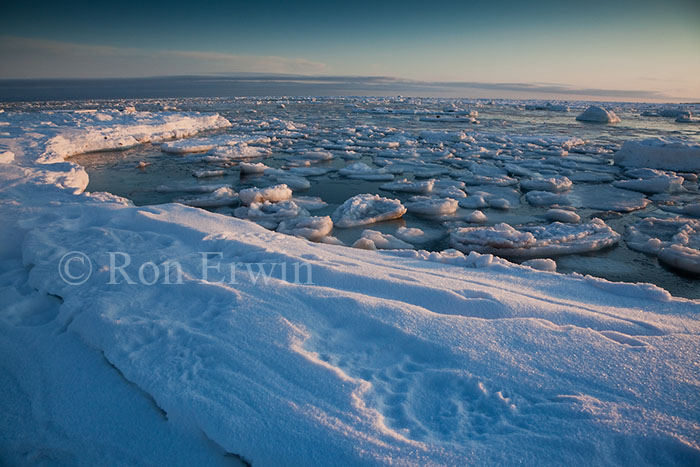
<box><xmin>576</xmin><ymin>106</ymin><xmax>621</xmax><ymax>123</ymax></box>
<box><xmin>613</xmin><ymin>138</ymin><xmax>700</xmax><ymax>171</ymax></box>
<box><xmin>239</xmin><ymin>184</ymin><xmax>293</xmax><ymax>205</ymax></box>
<box><xmin>380</xmin><ymin>178</ymin><xmax>435</xmax><ymax>194</ymax></box>
<box><xmin>357</xmin><ymin>230</ymin><xmax>415</xmax><ymax>249</ymax></box>
<box><xmin>404</xmin><ymin>196</ymin><xmax>459</xmax><ymax>216</ymax></box>
<box><xmin>276</xmin><ymin>216</ymin><xmax>333</xmax><ymax>241</ymax></box>
<box><xmin>332</xmin><ymin>194</ymin><xmax>407</xmax><ymax>227</ymax></box>
<box><xmin>451</xmin><ymin>219</ymin><xmax>620</xmax><ymax>257</ymax></box>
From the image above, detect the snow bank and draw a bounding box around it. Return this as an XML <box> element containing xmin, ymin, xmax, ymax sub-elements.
<box><xmin>451</xmin><ymin>219</ymin><xmax>620</xmax><ymax>257</ymax></box>
<box><xmin>576</xmin><ymin>106</ymin><xmax>621</xmax><ymax>123</ymax></box>
<box><xmin>614</xmin><ymin>138</ymin><xmax>700</xmax><ymax>171</ymax></box>
<box><xmin>332</xmin><ymin>194</ymin><xmax>407</xmax><ymax>228</ymax></box>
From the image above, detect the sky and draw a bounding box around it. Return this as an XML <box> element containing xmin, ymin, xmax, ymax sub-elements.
<box><xmin>0</xmin><ymin>0</ymin><xmax>698</xmax><ymax>101</ymax></box>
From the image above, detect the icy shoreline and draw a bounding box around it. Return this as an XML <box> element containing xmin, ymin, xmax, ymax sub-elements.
<box><xmin>1</xmin><ymin>107</ymin><xmax>699</xmax><ymax>465</ymax></box>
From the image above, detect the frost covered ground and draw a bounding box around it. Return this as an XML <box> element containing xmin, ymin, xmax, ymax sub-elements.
<box><xmin>0</xmin><ymin>99</ymin><xmax>699</xmax><ymax>466</ymax></box>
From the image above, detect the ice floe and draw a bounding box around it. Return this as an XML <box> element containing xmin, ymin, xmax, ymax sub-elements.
<box><xmin>276</xmin><ymin>216</ymin><xmax>333</xmax><ymax>241</ymax></box>
<box><xmin>380</xmin><ymin>178</ymin><xmax>435</xmax><ymax>193</ymax></box>
<box><xmin>239</xmin><ymin>184</ymin><xmax>293</xmax><ymax>205</ymax></box>
<box><xmin>332</xmin><ymin>193</ymin><xmax>407</xmax><ymax>227</ymax></box>
<box><xmin>614</xmin><ymin>138</ymin><xmax>700</xmax><ymax>172</ymax></box>
<box><xmin>404</xmin><ymin>196</ymin><xmax>459</xmax><ymax>216</ymax></box>
<box><xmin>451</xmin><ymin>219</ymin><xmax>620</xmax><ymax>257</ymax></box>
<box><xmin>625</xmin><ymin>217</ymin><xmax>700</xmax><ymax>273</ymax></box>
<box><xmin>355</xmin><ymin>229</ymin><xmax>415</xmax><ymax>250</ymax></box>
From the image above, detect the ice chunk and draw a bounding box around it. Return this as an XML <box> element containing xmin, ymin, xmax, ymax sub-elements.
<box><xmin>522</xmin><ymin>258</ymin><xmax>557</xmax><ymax>271</ymax></box>
<box><xmin>358</xmin><ymin>230</ymin><xmax>415</xmax><ymax>249</ymax></box>
<box><xmin>466</xmin><ymin>210</ymin><xmax>488</xmax><ymax>223</ymax></box>
<box><xmin>239</xmin><ymin>184</ymin><xmax>293</xmax><ymax>205</ymax></box>
<box><xmin>277</xmin><ymin>216</ymin><xmax>333</xmax><ymax>241</ymax></box>
<box><xmin>176</xmin><ymin>187</ymin><xmax>238</xmax><ymax>208</ymax></box>
<box><xmin>351</xmin><ymin>237</ymin><xmax>377</xmax><ymax>250</ymax></box>
<box><xmin>576</xmin><ymin>106</ymin><xmax>621</xmax><ymax>123</ymax></box>
<box><xmin>451</xmin><ymin>219</ymin><xmax>620</xmax><ymax>257</ymax></box>
<box><xmin>332</xmin><ymin>194</ymin><xmax>407</xmax><ymax>228</ymax></box>
<box><xmin>206</xmin><ymin>143</ymin><xmax>271</xmax><ymax>161</ymax></box>
<box><xmin>404</xmin><ymin>196</ymin><xmax>459</xmax><ymax>216</ymax></box>
<box><xmin>156</xmin><ymin>183</ymin><xmax>228</xmax><ymax>193</ymax></box>
<box><xmin>394</xmin><ymin>226</ymin><xmax>442</xmax><ymax>244</ymax></box>
<box><xmin>0</xmin><ymin>150</ymin><xmax>14</xmax><ymax>164</ymax></box>
<box><xmin>625</xmin><ymin>217</ymin><xmax>700</xmax><ymax>273</ymax></box>
<box><xmin>546</xmin><ymin>208</ymin><xmax>580</xmax><ymax>223</ymax></box>
<box><xmin>568</xmin><ymin>185</ymin><xmax>649</xmax><ymax>212</ymax></box>
<box><xmin>192</xmin><ymin>169</ymin><xmax>225</xmax><ymax>178</ymax></box>
<box><xmin>525</xmin><ymin>191</ymin><xmax>572</xmax><ymax>207</ymax></box>
<box><xmin>234</xmin><ymin>200</ymin><xmax>309</xmax><ymax>224</ymax></box>
<box><xmin>614</xmin><ymin>138</ymin><xmax>700</xmax><ymax>171</ymax></box>
<box><xmin>239</xmin><ymin>162</ymin><xmax>270</xmax><ymax>174</ymax></box>
<box><xmin>338</xmin><ymin>162</ymin><xmax>394</xmax><ymax>181</ymax></box>
<box><xmin>380</xmin><ymin>178</ymin><xmax>435</xmax><ymax>194</ymax></box>
<box><xmin>521</xmin><ymin>176</ymin><xmax>572</xmax><ymax>193</ymax></box>
<box><xmin>613</xmin><ymin>174</ymin><xmax>684</xmax><ymax>194</ymax></box>
<box><xmin>292</xmin><ymin>196</ymin><xmax>328</xmax><ymax>211</ymax></box>
<box><xmin>274</xmin><ymin>174</ymin><xmax>311</xmax><ymax>190</ymax></box>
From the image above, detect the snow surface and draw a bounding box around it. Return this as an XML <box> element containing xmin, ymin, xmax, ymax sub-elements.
<box><xmin>0</xmin><ymin>107</ymin><xmax>699</xmax><ymax>466</ymax></box>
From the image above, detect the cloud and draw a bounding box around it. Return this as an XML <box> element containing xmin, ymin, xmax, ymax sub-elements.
<box><xmin>0</xmin><ymin>36</ymin><xmax>329</xmax><ymax>78</ymax></box>
<box><xmin>0</xmin><ymin>36</ymin><xmax>692</xmax><ymax>101</ymax></box>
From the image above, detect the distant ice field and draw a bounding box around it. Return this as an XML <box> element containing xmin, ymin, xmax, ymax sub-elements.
<box><xmin>46</xmin><ymin>96</ymin><xmax>700</xmax><ymax>297</ymax></box>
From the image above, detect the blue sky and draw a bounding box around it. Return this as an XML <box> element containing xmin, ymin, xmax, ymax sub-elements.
<box><xmin>1</xmin><ymin>0</ymin><xmax>698</xmax><ymax>100</ymax></box>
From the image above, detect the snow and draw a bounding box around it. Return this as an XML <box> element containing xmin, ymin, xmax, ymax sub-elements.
<box><xmin>1</xmin><ymin>106</ymin><xmax>700</xmax><ymax>466</ymax></box>
<box><xmin>614</xmin><ymin>138</ymin><xmax>700</xmax><ymax>171</ymax></box>
<box><xmin>239</xmin><ymin>184</ymin><xmax>293</xmax><ymax>205</ymax></box>
<box><xmin>332</xmin><ymin>194</ymin><xmax>407</xmax><ymax>228</ymax></box>
<box><xmin>576</xmin><ymin>106</ymin><xmax>621</xmax><ymax>123</ymax></box>
<box><xmin>276</xmin><ymin>216</ymin><xmax>334</xmax><ymax>241</ymax></box>
<box><xmin>450</xmin><ymin>219</ymin><xmax>620</xmax><ymax>257</ymax></box>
